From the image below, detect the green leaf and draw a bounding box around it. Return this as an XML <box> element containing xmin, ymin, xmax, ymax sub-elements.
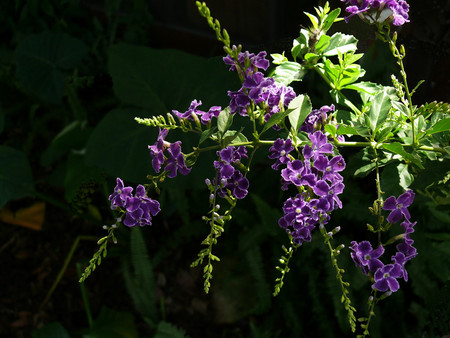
<box><xmin>287</xmin><ymin>94</ymin><xmax>312</xmax><ymax>133</ymax></box>
<box><xmin>41</xmin><ymin>120</ymin><xmax>92</xmax><ymax>166</ymax></box>
<box><xmin>199</xmin><ymin>127</ymin><xmax>217</xmax><ymax>145</ymax></box>
<box><xmin>315</xmin><ymin>34</ymin><xmax>331</xmax><ymax>54</ymax></box>
<box><xmin>323</xmin><ymin>33</ymin><xmax>358</xmax><ymax>56</ymax></box>
<box><xmin>222</xmin><ymin>129</ymin><xmax>248</xmax><ymax>146</ymax></box>
<box><xmin>397</xmin><ymin>163</ymin><xmax>414</xmax><ymax>189</ymax></box>
<box><xmin>108</xmin><ymin>44</ymin><xmax>236</xmax><ymax>111</ymax></box>
<box><xmin>271</xmin><ymin>53</ymin><xmax>288</xmax><ymax>65</ymax></box>
<box><xmin>217</xmin><ymin>107</ymin><xmax>233</xmax><ymax>135</ymax></box>
<box><xmin>31</xmin><ymin>322</ymin><xmax>70</xmax><ymax>338</ymax></box>
<box><xmin>154</xmin><ymin>321</ymin><xmax>188</xmax><ymax>338</ymax></box>
<box><xmin>368</xmin><ymin>89</ymin><xmax>391</xmax><ymax>132</ymax></box>
<box><xmin>291</xmin><ymin>30</ymin><xmax>309</xmax><ymax>60</ymax></box>
<box><xmin>322</xmin><ymin>8</ymin><xmax>341</xmax><ymax>32</ymax></box>
<box><xmin>85</xmin><ymin>108</ymin><xmax>158</xmax><ymax>183</ymax></box>
<box><xmin>382</xmin><ymin>142</ymin><xmax>424</xmax><ymax>169</ymax></box>
<box><xmin>324</xmin><ymin>124</ymin><xmax>337</xmax><ymax>139</ymax></box>
<box><xmin>0</xmin><ymin>146</ymin><xmax>35</xmax><ymax>208</ymax></box>
<box><xmin>272</xmin><ymin>61</ymin><xmax>306</xmax><ymax>85</ymax></box>
<box><xmin>426</xmin><ymin>118</ymin><xmax>450</xmax><ymax>135</ymax></box>
<box><xmin>262</xmin><ymin>109</ymin><xmax>291</xmax><ymax>134</ymax></box>
<box><xmin>86</xmin><ymin>307</ymin><xmax>138</xmax><ymax>338</ymax></box>
<box><xmin>122</xmin><ymin>227</ymin><xmax>157</xmax><ymax>324</ymax></box>
<box><xmin>343</xmin><ymin>82</ymin><xmax>383</xmax><ymax>95</ymax></box>
<box><xmin>15</xmin><ymin>32</ymin><xmax>88</xmax><ymax>104</ymax></box>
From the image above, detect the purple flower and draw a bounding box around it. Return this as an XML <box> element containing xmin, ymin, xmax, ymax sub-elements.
<box><xmin>164</xmin><ymin>142</ymin><xmax>191</xmax><ymax>178</ymax></box>
<box><xmin>228</xmin><ymin>89</ymin><xmax>251</xmax><ymax>116</ymax></box>
<box><xmin>300</xmin><ymin>104</ymin><xmax>335</xmax><ymax>133</ymax></box>
<box><xmin>172</xmin><ymin>100</ymin><xmax>221</xmax><ymax>125</ymax></box>
<box><xmin>109</xmin><ymin>180</ymin><xmax>160</xmax><ymax>227</ymax></box>
<box><xmin>109</xmin><ymin>178</ymin><xmax>133</xmax><ymax>209</ymax></box>
<box><xmin>383</xmin><ymin>190</ymin><xmax>415</xmax><ymax>223</ymax></box>
<box><xmin>340</xmin><ymin>0</ymin><xmax>409</xmax><ymax>26</ymax></box>
<box><xmin>350</xmin><ymin>241</ymin><xmax>385</xmax><ymax>274</ymax></box>
<box><xmin>313</xmin><ymin>180</ymin><xmax>345</xmax><ymax>210</ymax></box>
<box><xmin>223</xmin><ymin>48</ymin><xmax>269</xmax><ymax>75</ymax></box>
<box><xmin>372</xmin><ymin>263</ymin><xmax>403</xmax><ymax>292</ymax></box>
<box><xmin>281</xmin><ymin>160</ymin><xmax>317</xmax><ymax>188</ymax></box>
<box><xmin>313</xmin><ymin>154</ymin><xmax>346</xmax><ymax>181</ymax></box>
<box><xmin>201</xmin><ymin>106</ymin><xmax>221</xmax><ymax>124</ymax></box>
<box><xmin>303</xmin><ymin>131</ymin><xmax>334</xmax><ymax>160</ymax></box>
<box><xmin>268</xmin><ymin>138</ymin><xmax>294</xmax><ymax>170</ymax></box>
<box><xmin>278</xmin><ymin>195</ymin><xmax>317</xmax><ymax>246</ymax></box>
<box><xmin>148</xmin><ymin>128</ymin><xmax>169</xmax><ymax>173</ymax></box>
<box><xmin>223</xmin><ymin>170</ymin><xmax>249</xmax><ymax>199</ymax></box>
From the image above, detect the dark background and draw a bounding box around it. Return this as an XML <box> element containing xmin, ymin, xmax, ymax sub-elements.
<box><xmin>0</xmin><ymin>0</ymin><xmax>448</xmax><ymax>337</ymax></box>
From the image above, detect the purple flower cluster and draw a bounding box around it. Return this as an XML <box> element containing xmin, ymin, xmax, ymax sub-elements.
<box><xmin>109</xmin><ymin>178</ymin><xmax>160</xmax><ymax>227</ymax></box>
<box><xmin>211</xmin><ymin>146</ymin><xmax>249</xmax><ymax>199</ymax></box>
<box><xmin>172</xmin><ymin>99</ymin><xmax>222</xmax><ymax>125</ymax></box>
<box><xmin>340</xmin><ymin>0</ymin><xmax>410</xmax><ymax>26</ymax></box>
<box><xmin>299</xmin><ymin>104</ymin><xmax>335</xmax><ymax>134</ymax></box>
<box><xmin>269</xmin><ymin>130</ymin><xmax>346</xmax><ymax>245</ymax></box>
<box><xmin>225</xmin><ymin>48</ymin><xmax>296</xmax><ymax>121</ymax></box>
<box><xmin>148</xmin><ymin>128</ymin><xmax>191</xmax><ymax>178</ymax></box>
<box><xmin>350</xmin><ymin>190</ymin><xmax>417</xmax><ymax>293</ymax></box>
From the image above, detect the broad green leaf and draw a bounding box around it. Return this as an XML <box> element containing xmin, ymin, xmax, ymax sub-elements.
<box><xmin>0</xmin><ymin>146</ymin><xmax>35</xmax><ymax>208</ymax></box>
<box><xmin>86</xmin><ymin>306</ymin><xmax>138</xmax><ymax>338</ymax></box>
<box><xmin>85</xmin><ymin>108</ymin><xmax>158</xmax><ymax>183</ymax></box>
<box><xmin>368</xmin><ymin>89</ymin><xmax>391</xmax><ymax>132</ymax></box>
<box><xmin>15</xmin><ymin>32</ymin><xmax>88</xmax><ymax>104</ymax></box>
<box><xmin>287</xmin><ymin>94</ymin><xmax>312</xmax><ymax>133</ymax></box>
<box><xmin>217</xmin><ymin>107</ymin><xmax>233</xmax><ymax>135</ymax></box>
<box><xmin>272</xmin><ymin>61</ymin><xmax>306</xmax><ymax>85</ymax></box>
<box><xmin>31</xmin><ymin>322</ymin><xmax>70</xmax><ymax>338</ymax></box>
<box><xmin>336</xmin><ymin>125</ymin><xmax>360</xmax><ymax>136</ymax></box>
<box><xmin>108</xmin><ymin>44</ymin><xmax>236</xmax><ymax>111</ymax></box>
<box><xmin>426</xmin><ymin>118</ymin><xmax>450</xmax><ymax>135</ymax></box>
<box><xmin>382</xmin><ymin>142</ymin><xmax>424</xmax><ymax>169</ymax></box>
<box><xmin>323</xmin><ymin>33</ymin><xmax>358</xmax><ymax>56</ymax></box>
<box><xmin>343</xmin><ymin>81</ymin><xmax>383</xmax><ymax>95</ymax></box>
<box><xmin>222</xmin><ymin>129</ymin><xmax>248</xmax><ymax>146</ymax></box>
<box><xmin>41</xmin><ymin>120</ymin><xmax>92</xmax><ymax>166</ymax></box>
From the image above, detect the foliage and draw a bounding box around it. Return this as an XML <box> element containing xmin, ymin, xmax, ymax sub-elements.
<box><xmin>1</xmin><ymin>0</ymin><xmax>448</xmax><ymax>337</ymax></box>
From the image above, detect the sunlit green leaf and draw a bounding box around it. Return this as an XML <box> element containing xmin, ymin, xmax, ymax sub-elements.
<box><xmin>287</xmin><ymin>94</ymin><xmax>312</xmax><ymax>133</ymax></box>
<box><xmin>426</xmin><ymin>118</ymin><xmax>450</xmax><ymax>135</ymax></box>
<box><xmin>323</xmin><ymin>33</ymin><xmax>358</xmax><ymax>56</ymax></box>
<box><xmin>368</xmin><ymin>89</ymin><xmax>391</xmax><ymax>132</ymax></box>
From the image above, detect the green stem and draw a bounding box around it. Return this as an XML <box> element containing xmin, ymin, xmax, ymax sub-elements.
<box><xmin>362</xmin><ymin>292</ymin><xmax>378</xmax><ymax>337</ymax></box>
<box><xmin>39</xmin><ymin>235</ymin><xmax>98</xmax><ymax>311</ymax></box>
<box><xmin>373</xmin><ymin>147</ymin><xmax>384</xmax><ymax>243</ymax></box>
<box><xmin>76</xmin><ymin>262</ymin><xmax>94</xmax><ymax>328</ymax></box>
